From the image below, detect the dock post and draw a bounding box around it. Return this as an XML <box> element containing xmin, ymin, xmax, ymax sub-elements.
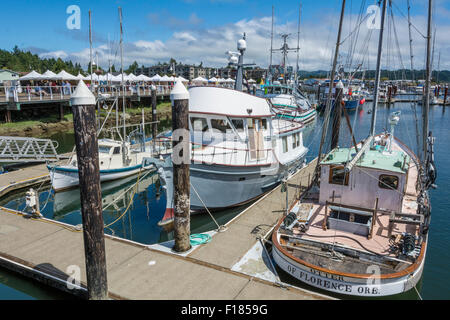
<box><xmin>59</xmin><ymin>104</ymin><xmax>64</xmax><ymax>121</ymax></box>
<box><xmin>151</xmin><ymin>85</ymin><xmax>157</xmax><ymax>142</ymax></box>
<box><xmin>331</xmin><ymin>82</ymin><xmax>343</xmax><ymax>150</ymax></box>
<box><xmin>170</xmin><ymin>80</ymin><xmax>191</xmax><ymax>253</ymax></box>
<box><xmin>70</xmin><ymin>80</ymin><xmax>108</xmax><ymax>300</ymax></box>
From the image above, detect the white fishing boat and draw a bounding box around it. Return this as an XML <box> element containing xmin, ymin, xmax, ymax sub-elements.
<box><xmin>158</xmin><ymin>85</ymin><xmax>308</xmax><ymax>225</ymax></box>
<box><xmin>258</xmin><ymin>83</ymin><xmax>317</xmax><ymax>124</ymax></box>
<box><xmin>271</xmin><ymin>0</ymin><xmax>436</xmax><ymax>298</ymax></box>
<box><xmin>155</xmin><ymin>35</ymin><xmax>309</xmax><ymax>225</ymax></box>
<box><xmin>48</xmin><ymin>138</ymin><xmax>155</xmax><ymax>192</ymax></box>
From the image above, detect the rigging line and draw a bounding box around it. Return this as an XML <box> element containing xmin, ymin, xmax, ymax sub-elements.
<box><xmin>339</xmin><ymin>13</ymin><xmax>371</xmax><ymax>47</ymax></box>
<box><xmin>391</xmin><ymin>0</ymin><xmax>426</xmax><ymax>38</ymax></box>
<box><xmin>190</xmin><ymin>182</ymin><xmax>226</xmax><ymax>232</ymax></box>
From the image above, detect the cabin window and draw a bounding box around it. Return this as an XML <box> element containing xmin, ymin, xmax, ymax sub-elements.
<box><xmin>191</xmin><ymin>117</ymin><xmax>209</xmax><ymax>132</ymax></box>
<box><xmin>379</xmin><ymin>174</ymin><xmax>399</xmax><ymax>190</ymax></box>
<box><xmin>113</xmin><ymin>147</ymin><xmax>121</xmax><ymax>154</ymax></box>
<box><xmin>99</xmin><ymin>146</ymin><xmax>111</xmax><ymax>154</ymax></box>
<box><xmin>210</xmin><ymin>118</ymin><xmax>231</xmax><ymax>134</ymax></box>
<box><xmin>260</xmin><ymin>119</ymin><xmax>267</xmax><ymax>130</ymax></box>
<box><xmin>230</xmin><ymin>118</ymin><xmax>245</xmax><ymax>133</ymax></box>
<box><xmin>292</xmin><ymin>133</ymin><xmax>300</xmax><ymax>149</ymax></box>
<box><xmin>282</xmin><ymin>136</ymin><xmax>288</xmax><ymax>153</ymax></box>
<box><xmin>329</xmin><ymin>165</ymin><xmax>349</xmax><ymax>186</ymax></box>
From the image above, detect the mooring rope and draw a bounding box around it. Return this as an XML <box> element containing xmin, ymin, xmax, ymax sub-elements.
<box><xmin>190</xmin><ymin>182</ymin><xmax>227</xmax><ymax>232</ymax></box>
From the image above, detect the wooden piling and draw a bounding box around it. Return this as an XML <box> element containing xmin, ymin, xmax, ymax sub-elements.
<box><xmin>170</xmin><ymin>80</ymin><xmax>191</xmax><ymax>253</ymax></box>
<box><xmin>70</xmin><ymin>80</ymin><xmax>108</xmax><ymax>300</ymax></box>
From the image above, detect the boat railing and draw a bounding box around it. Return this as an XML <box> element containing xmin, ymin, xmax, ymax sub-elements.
<box><xmin>190</xmin><ymin>141</ymin><xmax>271</xmax><ymax>165</ymax></box>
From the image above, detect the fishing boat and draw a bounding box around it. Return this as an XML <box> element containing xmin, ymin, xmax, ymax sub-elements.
<box><xmin>271</xmin><ymin>0</ymin><xmax>436</xmax><ymax>297</ymax></box>
<box><xmin>259</xmin><ymin>6</ymin><xmax>317</xmax><ymax>125</ymax></box>
<box><xmin>258</xmin><ymin>83</ymin><xmax>317</xmax><ymax>124</ymax></box>
<box><xmin>48</xmin><ymin>138</ymin><xmax>155</xmax><ymax>192</ymax></box>
<box><xmin>156</xmin><ymin>36</ymin><xmax>309</xmax><ymax>226</ymax></box>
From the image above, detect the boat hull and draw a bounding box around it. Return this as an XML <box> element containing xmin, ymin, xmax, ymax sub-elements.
<box><xmin>49</xmin><ymin>163</ymin><xmax>154</xmax><ymax>192</ymax></box>
<box><xmin>272</xmin><ymin>242</ymin><xmax>426</xmax><ymax>297</ymax></box>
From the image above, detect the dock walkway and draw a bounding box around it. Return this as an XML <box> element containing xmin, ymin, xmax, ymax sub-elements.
<box><xmin>0</xmin><ymin>161</ymin><xmax>330</xmax><ymax>300</ymax></box>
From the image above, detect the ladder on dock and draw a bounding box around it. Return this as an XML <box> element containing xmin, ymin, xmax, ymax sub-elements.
<box><xmin>0</xmin><ymin>136</ymin><xmax>61</xmax><ymax>163</ymax></box>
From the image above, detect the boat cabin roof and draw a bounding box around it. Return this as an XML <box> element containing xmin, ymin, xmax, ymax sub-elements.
<box><xmin>321</xmin><ymin>146</ymin><xmax>410</xmax><ymax>174</ymax></box>
<box><xmin>189</xmin><ymin>86</ymin><xmax>272</xmax><ymax>118</ymax></box>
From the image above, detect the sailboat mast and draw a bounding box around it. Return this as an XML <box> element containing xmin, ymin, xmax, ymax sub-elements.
<box><xmin>423</xmin><ymin>0</ymin><xmax>432</xmax><ymax>162</ymax></box>
<box><xmin>269</xmin><ymin>6</ymin><xmax>274</xmax><ymax>82</ymax></box>
<box><xmin>295</xmin><ymin>2</ymin><xmax>302</xmax><ymax>87</ymax></box>
<box><xmin>119</xmin><ymin>7</ymin><xmax>127</xmax><ymax>165</ymax></box>
<box><xmin>89</xmin><ymin>10</ymin><xmax>93</xmax><ymax>87</ymax></box>
<box><xmin>369</xmin><ymin>0</ymin><xmax>388</xmax><ymax>137</ymax></box>
<box><xmin>407</xmin><ymin>0</ymin><xmax>414</xmax><ymax>80</ymax></box>
<box><xmin>315</xmin><ymin>0</ymin><xmax>346</xmax><ymax>166</ymax></box>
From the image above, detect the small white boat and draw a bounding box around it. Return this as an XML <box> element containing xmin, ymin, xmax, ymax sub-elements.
<box><xmin>48</xmin><ymin>139</ymin><xmax>155</xmax><ymax>192</ymax></box>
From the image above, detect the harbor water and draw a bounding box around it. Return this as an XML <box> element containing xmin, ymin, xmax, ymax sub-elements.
<box><xmin>0</xmin><ymin>100</ymin><xmax>448</xmax><ymax>299</ymax></box>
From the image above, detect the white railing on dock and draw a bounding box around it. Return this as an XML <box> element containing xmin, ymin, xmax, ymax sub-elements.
<box><xmin>0</xmin><ymin>136</ymin><xmax>60</xmax><ymax>163</ymax></box>
<box><xmin>0</xmin><ymin>84</ymin><xmax>174</xmax><ymax>103</ymax></box>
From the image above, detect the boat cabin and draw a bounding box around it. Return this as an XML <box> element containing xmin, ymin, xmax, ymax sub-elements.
<box><xmin>319</xmin><ymin>135</ymin><xmax>410</xmax><ymax>236</ymax></box>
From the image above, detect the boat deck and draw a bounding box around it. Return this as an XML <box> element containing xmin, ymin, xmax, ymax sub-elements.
<box><xmin>282</xmin><ymin>140</ymin><xmax>421</xmax><ymax>257</ymax></box>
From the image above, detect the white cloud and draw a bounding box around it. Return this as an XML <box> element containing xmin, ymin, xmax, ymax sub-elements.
<box><xmin>43</xmin><ymin>11</ymin><xmax>450</xmax><ymax>72</ymax></box>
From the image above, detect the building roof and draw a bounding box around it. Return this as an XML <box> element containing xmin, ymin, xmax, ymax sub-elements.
<box><xmin>320</xmin><ymin>146</ymin><xmax>410</xmax><ymax>174</ymax></box>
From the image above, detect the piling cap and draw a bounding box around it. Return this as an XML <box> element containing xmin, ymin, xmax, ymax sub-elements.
<box><xmin>170</xmin><ymin>79</ymin><xmax>189</xmax><ymax>102</ymax></box>
<box><xmin>71</xmin><ymin>80</ymin><xmax>96</xmax><ymax>106</ymax></box>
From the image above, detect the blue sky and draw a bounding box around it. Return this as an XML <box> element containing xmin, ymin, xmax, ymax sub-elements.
<box><xmin>2</xmin><ymin>0</ymin><xmax>449</xmax><ymax>70</ymax></box>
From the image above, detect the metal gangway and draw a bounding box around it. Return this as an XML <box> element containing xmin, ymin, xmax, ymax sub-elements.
<box><xmin>0</xmin><ymin>136</ymin><xmax>62</xmax><ymax>163</ymax></box>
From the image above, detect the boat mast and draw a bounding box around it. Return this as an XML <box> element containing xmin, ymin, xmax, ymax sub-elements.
<box><xmin>119</xmin><ymin>7</ymin><xmax>127</xmax><ymax>165</ymax></box>
<box><xmin>369</xmin><ymin>0</ymin><xmax>388</xmax><ymax>137</ymax></box>
<box><xmin>423</xmin><ymin>0</ymin><xmax>432</xmax><ymax>162</ymax></box>
<box><xmin>314</xmin><ymin>0</ymin><xmax>346</xmax><ymax>172</ymax></box>
<box><xmin>268</xmin><ymin>6</ymin><xmax>274</xmax><ymax>83</ymax></box>
<box><xmin>295</xmin><ymin>2</ymin><xmax>302</xmax><ymax>88</ymax></box>
<box><xmin>407</xmin><ymin>0</ymin><xmax>414</xmax><ymax>77</ymax></box>
<box><xmin>89</xmin><ymin>10</ymin><xmax>93</xmax><ymax>88</ymax></box>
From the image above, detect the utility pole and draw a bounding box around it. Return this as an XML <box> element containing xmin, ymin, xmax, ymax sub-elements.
<box><xmin>71</xmin><ymin>80</ymin><xmax>108</xmax><ymax>300</ymax></box>
<box><xmin>171</xmin><ymin>80</ymin><xmax>191</xmax><ymax>253</ymax></box>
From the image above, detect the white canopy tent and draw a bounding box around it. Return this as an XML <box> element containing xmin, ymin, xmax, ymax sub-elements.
<box><xmin>192</xmin><ymin>76</ymin><xmax>208</xmax><ymax>83</ymax></box>
<box><xmin>56</xmin><ymin>70</ymin><xmax>78</xmax><ymax>81</ymax></box>
<box><xmin>176</xmin><ymin>76</ymin><xmax>189</xmax><ymax>83</ymax></box>
<box><xmin>208</xmin><ymin>77</ymin><xmax>218</xmax><ymax>82</ymax></box>
<box><xmin>19</xmin><ymin>70</ymin><xmax>44</xmax><ymax>81</ymax></box>
<box><xmin>159</xmin><ymin>75</ymin><xmax>172</xmax><ymax>82</ymax></box>
<box><xmin>149</xmin><ymin>74</ymin><xmax>162</xmax><ymax>82</ymax></box>
<box><xmin>42</xmin><ymin>70</ymin><xmax>61</xmax><ymax>80</ymax></box>
<box><xmin>248</xmin><ymin>78</ymin><xmax>256</xmax><ymax>84</ymax></box>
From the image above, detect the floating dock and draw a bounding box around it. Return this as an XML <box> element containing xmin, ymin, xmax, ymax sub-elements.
<box><xmin>0</xmin><ymin>160</ymin><xmax>332</xmax><ymax>300</ymax></box>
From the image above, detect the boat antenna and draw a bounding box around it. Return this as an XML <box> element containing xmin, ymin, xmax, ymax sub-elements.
<box><xmin>313</xmin><ymin>0</ymin><xmax>346</xmax><ymax>183</ymax></box>
<box><xmin>369</xmin><ymin>0</ymin><xmax>388</xmax><ymax>138</ymax></box>
<box><xmin>295</xmin><ymin>2</ymin><xmax>302</xmax><ymax>88</ymax></box>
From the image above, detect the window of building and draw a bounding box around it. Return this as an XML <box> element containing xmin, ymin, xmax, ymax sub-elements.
<box><xmin>379</xmin><ymin>174</ymin><xmax>399</xmax><ymax>190</ymax></box>
<box><xmin>329</xmin><ymin>165</ymin><xmax>349</xmax><ymax>185</ymax></box>
<box><xmin>190</xmin><ymin>117</ymin><xmax>209</xmax><ymax>132</ymax></box>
